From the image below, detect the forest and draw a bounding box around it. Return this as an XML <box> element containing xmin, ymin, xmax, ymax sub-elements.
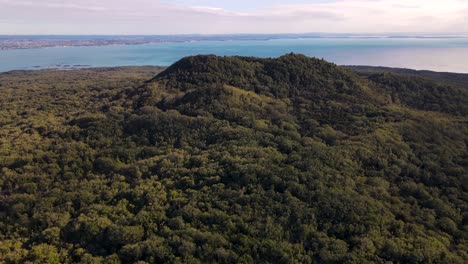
<box><xmin>0</xmin><ymin>55</ymin><xmax>467</xmax><ymax>263</ymax></box>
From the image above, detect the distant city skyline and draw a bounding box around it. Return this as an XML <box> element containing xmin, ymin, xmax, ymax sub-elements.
<box><xmin>0</xmin><ymin>0</ymin><xmax>467</xmax><ymax>35</ymax></box>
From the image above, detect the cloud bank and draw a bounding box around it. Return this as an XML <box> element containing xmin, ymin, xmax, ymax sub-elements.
<box><xmin>0</xmin><ymin>0</ymin><xmax>467</xmax><ymax>34</ymax></box>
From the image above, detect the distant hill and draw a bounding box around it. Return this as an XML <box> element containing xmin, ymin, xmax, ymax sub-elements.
<box><xmin>0</xmin><ymin>55</ymin><xmax>467</xmax><ymax>263</ymax></box>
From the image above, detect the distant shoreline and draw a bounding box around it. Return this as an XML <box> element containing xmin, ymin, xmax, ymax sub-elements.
<box><xmin>1</xmin><ymin>34</ymin><xmax>468</xmax><ymax>50</ymax></box>
<box><xmin>2</xmin><ymin>39</ymin><xmax>468</xmax><ymax>73</ymax></box>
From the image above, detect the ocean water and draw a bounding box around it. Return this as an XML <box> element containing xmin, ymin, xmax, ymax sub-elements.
<box><xmin>1</xmin><ymin>38</ymin><xmax>468</xmax><ymax>73</ymax></box>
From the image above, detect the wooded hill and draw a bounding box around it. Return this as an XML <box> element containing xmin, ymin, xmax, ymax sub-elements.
<box><xmin>0</xmin><ymin>55</ymin><xmax>467</xmax><ymax>263</ymax></box>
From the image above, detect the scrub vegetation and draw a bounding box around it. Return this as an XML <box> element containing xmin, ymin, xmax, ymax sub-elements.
<box><xmin>0</xmin><ymin>55</ymin><xmax>467</xmax><ymax>263</ymax></box>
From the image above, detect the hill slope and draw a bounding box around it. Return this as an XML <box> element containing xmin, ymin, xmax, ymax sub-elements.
<box><xmin>0</xmin><ymin>56</ymin><xmax>467</xmax><ymax>263</ymax></box>
<box><xmin>346</xmin><ymin>65</ymin><xmax>468</xmax><ymax>89</ymax></box>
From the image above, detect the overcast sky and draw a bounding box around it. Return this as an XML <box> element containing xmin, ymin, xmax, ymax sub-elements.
<box><xmin>0</xmin><ymin>0</ymin><xmax>467</xmax><ymax>34</ymax></box>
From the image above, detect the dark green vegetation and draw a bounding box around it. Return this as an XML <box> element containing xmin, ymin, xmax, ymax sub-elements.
<box><xmin>346</xmin><ymin>65</ymin><xmax>468</xmax><ymax>89</ymax></box>
<box><xmin>0</xmin><ymin>55</ymin><xmax>467</xmax><ymax>263</ymax></box>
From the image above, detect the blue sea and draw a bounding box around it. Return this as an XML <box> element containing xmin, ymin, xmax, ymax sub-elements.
<box><xmin>1</xmin><ymin>38</ymin><xmax>468</xmax><ymax>73</ymax></box>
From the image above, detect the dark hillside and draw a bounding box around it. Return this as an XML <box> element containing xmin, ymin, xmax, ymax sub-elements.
<box><xmin>144</xmin><ymin>54</ymin><xmax>386</xmax><ymax>136</ymax></box>
<box><xmin>153</xmin><ymin>54</ymin><xmax>371</xmax><ymax>99</ymax></box>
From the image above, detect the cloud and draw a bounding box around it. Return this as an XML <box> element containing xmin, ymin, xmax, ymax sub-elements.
<box><xmin>0</xmin><ymin>0</ymin><xmax>467</xmax><ymax>34</ymax></box>
<box><xmin>0</xmin><ymin>0</ymin><xmax>108</xmax><ymax>11</ymax></box>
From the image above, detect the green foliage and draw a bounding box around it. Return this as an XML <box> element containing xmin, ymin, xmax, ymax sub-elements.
<box><xmin>0</xmin><ymin>56</ymin><xmax>466</xmax><ymax>263</ymax></box>
<box><xmin>368</xmin><ymin>73</ymin><xmax>468</xmax><ymax>115</ymax></box>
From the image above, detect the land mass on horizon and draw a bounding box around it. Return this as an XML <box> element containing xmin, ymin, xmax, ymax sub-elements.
<box><xmin>1</xmin><ymin>33</ymin><xmax>467</xmax><ymax>50</ymax></box>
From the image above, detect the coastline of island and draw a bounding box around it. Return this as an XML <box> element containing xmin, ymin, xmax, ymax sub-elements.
<box><xmin>2</xmin><ymin>33</ymin><xmax>468</xmax><ymax>50</ymax></box>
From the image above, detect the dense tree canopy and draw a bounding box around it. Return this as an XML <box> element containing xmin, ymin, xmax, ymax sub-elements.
<box><xmin>0</xmin><ymin>56</ymin><xmax>467</xmax><ymax>263</ymax></box>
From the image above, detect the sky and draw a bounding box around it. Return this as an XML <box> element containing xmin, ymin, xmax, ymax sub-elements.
<box><xmin>0</xmin><ymin>0</ymin><xmax>467</xmax><ymax>35</ymax></box>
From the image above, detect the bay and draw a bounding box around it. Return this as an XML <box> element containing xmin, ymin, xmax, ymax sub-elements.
<box><xmin>1</xmin><ymin>37</ymin><xmax>468</xmax><ymax>73</ymax></box>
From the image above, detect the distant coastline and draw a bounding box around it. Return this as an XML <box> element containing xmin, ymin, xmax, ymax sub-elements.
<box><xmin>1</xmin><ymin>33</ymin><xmax>468</xmax><ymax>50</ymax></box>
<box><xmin>2</xmin><ymin>38</ymin><xmax>468</xmax><ymax>73</ymax></box>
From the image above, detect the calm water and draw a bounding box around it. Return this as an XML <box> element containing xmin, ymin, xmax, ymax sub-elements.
<box><xmin>1</xmin><ymin>38</ymin><xmax>468</xmax><ymax>73</ymax></box>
